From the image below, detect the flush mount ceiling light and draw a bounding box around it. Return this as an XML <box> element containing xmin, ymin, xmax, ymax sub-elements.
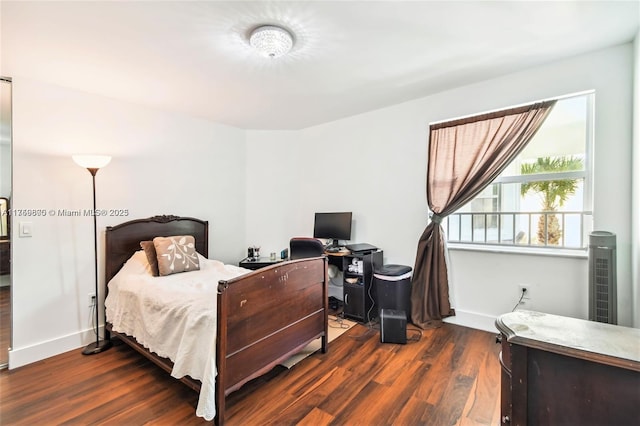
<box><xmin>249</xmin><ymin>25</ymin><xmax>294</xmax><ymax>58</ymax></box>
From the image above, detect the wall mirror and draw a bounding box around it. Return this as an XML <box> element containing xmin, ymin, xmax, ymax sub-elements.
<box><xmin>0</xmin><ymin>197</ymin><xmax>8</xmax><ymax>238</ymax></box>
<box><xmin>1</xmin><ymin>77</ymin><xmax>12</xmax><ymax>369</ymax></box>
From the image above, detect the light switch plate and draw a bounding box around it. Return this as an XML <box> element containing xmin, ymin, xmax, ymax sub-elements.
<box><xmin>19</xmin><ymin>221</ymin><xmax>33</xmax><ymax>237</ymax></box>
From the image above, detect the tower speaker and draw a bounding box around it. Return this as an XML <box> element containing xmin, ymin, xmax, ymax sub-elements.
<box><xmin>380</xmin><ymin>309</ymin><xmax>407</xmax><ymax>344</ymax></box>
<box><xmin>588</xmin><ymin>231</ymin><xmax>617</xmax><ymax>324</ymax></box>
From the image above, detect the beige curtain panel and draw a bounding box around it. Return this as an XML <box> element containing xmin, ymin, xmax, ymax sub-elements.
<box><xmin>411</xmin><ymin>100</ymin><xmax>556</xmax><ymax>329</ymax></box>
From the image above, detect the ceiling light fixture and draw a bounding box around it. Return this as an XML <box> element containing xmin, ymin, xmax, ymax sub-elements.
<box><xmin>249</xmin><ymin>25</ymin><xmax>294</xmax><ymax>58</ymax></box>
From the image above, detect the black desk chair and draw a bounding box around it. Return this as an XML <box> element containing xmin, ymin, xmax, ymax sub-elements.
<box><xmin>289</xmin><ymin>237</ymin><xmax>324</xmax><ymax>260</ymax></box>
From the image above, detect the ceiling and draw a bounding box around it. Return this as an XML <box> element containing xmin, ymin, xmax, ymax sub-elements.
<box><xmin>1</xmin><ymin>1</ymin><xmax>639</xmax><ymax>130</ymax></box>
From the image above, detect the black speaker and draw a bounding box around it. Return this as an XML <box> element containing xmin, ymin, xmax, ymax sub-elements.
<box><xmin>380</xmin><ymin>309</ymin><xmax>407</xmax><ymax>344</ymax></box>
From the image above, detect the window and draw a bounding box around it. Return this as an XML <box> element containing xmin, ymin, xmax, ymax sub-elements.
<box><xmin>446</xmin><ymin>93</ymin><xmax>593</xmax><ymax>249</ymax></box>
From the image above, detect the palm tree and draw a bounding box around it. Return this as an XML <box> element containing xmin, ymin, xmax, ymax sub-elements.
<box><xmin>520</xmin><ymin>156</ymin><xmax>583</xmax><ymax>245</ymax></box>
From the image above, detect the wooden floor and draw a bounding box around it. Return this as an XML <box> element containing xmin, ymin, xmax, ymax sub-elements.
<box><xmin>0</xmin><ymin>322</ymin><xmax>501</xmax><ymax>425</ymax></box>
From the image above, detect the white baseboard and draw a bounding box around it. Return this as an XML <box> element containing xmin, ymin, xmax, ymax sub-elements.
<box><xmin>8</xmin><ymin>327</ymin><xmax>101</xmax><ymax>369</ymax></box>
<box><xmin>444</xmin><ymin>309</ymin><xmax>499</xmax><ymax>334</ymax></box>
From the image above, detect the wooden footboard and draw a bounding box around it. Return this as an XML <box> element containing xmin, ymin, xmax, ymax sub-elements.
<box><xmin>216</xmin><ymin>256</ymin><xmax>328</xmax><ymax>424</ymax></box>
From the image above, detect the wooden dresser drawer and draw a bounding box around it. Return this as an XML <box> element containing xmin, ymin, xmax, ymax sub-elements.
<box><xmin>0</xmin><ymin>240</ymin><xmax>9</xmax><ymax>275</ymax></box>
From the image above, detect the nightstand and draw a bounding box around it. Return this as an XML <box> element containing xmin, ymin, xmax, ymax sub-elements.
<box><xmin>239</xmin><ymin>257</ymin><xmax>285</xmax><ymax>270</ymax></box>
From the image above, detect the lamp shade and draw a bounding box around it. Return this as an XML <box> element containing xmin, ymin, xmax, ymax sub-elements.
<box><xmin>72</xmin><ymin>155</ymin><xmax>112</xmax><ymax>169</ymax></box>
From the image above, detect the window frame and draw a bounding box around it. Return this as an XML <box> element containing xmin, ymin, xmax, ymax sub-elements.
<box><xmin>445</xmin><ymin>91</ymin><xmax>595</xmax><ymax>252</ymax></box>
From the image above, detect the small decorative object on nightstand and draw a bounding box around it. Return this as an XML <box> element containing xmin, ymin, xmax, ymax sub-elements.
<box><xmin>247</xmin><ymin>246</ymin><xmax>261</xmax><ymax>261</ymax></box>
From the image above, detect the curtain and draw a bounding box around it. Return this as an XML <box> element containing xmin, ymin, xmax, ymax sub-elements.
<box><xmin>411</xmin><ymin>100</ymin><xmax>557</xmax><ymax>329</ymax></box>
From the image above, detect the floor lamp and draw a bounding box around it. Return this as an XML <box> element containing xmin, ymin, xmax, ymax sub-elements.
<box><xmin>73</xmin><ymin>154</ymin><xmax>114</xmax><ymax>355</ymax></box>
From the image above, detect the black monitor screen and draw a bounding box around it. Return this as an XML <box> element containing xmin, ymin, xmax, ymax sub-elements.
<box><xmin>313</xmin><ymin>212</ymin><xmax>352</xmax><ymax>247</ymax></box>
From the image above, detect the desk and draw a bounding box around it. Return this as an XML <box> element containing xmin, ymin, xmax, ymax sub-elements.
<box><xmin>324</xmin><ymin>249</ymin><xmax>383</xmax><ymax>323</ymax></box>
<box><xmin>324</xmin><ymin>248</ymin><xmax>351</xmax><ymax>256</ymax></box>
<box><xmin>239</xmin><ymin>256</ymin><xmax>285</xmax><ymax>271</ymax></box>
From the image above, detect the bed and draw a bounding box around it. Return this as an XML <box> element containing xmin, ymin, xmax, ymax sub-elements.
<box><xmin>103</xmin><ymin>215</ymin><xmax>328</xmax><ymax>424</ymax></box>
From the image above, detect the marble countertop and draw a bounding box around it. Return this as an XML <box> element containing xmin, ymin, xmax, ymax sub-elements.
<box><xmin>496</xmin><ymin>310</ymin><xmax>640</xmax><ymax>371</ymax></box>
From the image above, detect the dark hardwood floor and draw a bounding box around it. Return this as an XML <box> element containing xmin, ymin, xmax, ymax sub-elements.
<box><xmin>0</xmin><ymin>322</ymin><xmax>501</xmax><ymax>425</ymax></box>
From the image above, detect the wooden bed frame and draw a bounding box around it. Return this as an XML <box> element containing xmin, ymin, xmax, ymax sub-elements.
<box><xmin>104</xmin><ymin>215</ymin><xmax>328</xmax><ymax>425</ymax></box>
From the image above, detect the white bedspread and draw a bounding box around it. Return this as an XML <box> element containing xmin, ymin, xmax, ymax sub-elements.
<box><xmin>105</xmin><ymin>250</ymin><xmax>249</xmax><ymax>420</ymax></box>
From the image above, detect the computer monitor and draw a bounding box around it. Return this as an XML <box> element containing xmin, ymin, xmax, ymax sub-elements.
<box><xmin>313</xmin><ymin>212</ymin><xmax>352</xmax><ymax>248</ymax></box>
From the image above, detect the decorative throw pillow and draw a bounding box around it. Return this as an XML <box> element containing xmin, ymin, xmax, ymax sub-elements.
<box><xmin>139</xmin><ymin>241</ymin><xmax>160</xmax><ymax>277</ymax></box>
<box><xmin>153</xmin><ymin>235</ymin><xmax>200</xmax><ymax>276</ymax></box>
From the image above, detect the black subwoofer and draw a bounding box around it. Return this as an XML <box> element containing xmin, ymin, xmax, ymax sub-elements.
<box><xmin>380</xmin><ymin>308</ymin><xmax>407</xmax><ymax>344</ymax></box>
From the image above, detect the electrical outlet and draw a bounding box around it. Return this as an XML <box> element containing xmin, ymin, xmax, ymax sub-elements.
<box><xmin>518</xmin><ymin>285</ymin><xmax>531</xmax><ymax>302</ymax></box>
<box><xmin>88</xmin><ymin>293</ymin><xmax>96</xmax><ymax>307</ymax></box>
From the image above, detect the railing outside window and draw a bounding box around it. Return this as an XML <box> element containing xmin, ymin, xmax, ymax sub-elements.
<box><xmin>445</xmin><ymin>210</ymin><xmax>592</xmax><ymax>249</ymax></box>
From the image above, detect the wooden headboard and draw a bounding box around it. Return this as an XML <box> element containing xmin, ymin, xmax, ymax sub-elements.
<box><xmin>105</xmin><ymin>215</ymin><xmax>209</xmax><ymax>284</ymax></box>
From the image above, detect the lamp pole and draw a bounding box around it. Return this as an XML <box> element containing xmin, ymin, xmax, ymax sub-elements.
<box><xmin>73</xmin><ymin>155</ymin><xmax>113</xmax><ymax>355</ymax></box>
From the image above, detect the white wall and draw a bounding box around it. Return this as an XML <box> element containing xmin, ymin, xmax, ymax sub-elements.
<box><xmin>246</xmin><ymin>43</ymin><xmax>635</xmax><ymax>331</ymax></box>
<box><xmin>9</xmin><ymin>78</ymin><xmax>247</xmax><ymax>367</ymax></box>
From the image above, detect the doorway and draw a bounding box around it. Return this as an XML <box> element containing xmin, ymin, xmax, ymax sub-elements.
<box><xmin>0</xmin><ymin>77</ymin><xmax>12</xmax><ymax>368</ymax></box>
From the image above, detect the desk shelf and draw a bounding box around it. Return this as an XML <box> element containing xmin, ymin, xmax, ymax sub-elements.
<box><xmin>339</xmin><ymin>251</ymin><xmax>383</xmax><ymax>323</ymax></box>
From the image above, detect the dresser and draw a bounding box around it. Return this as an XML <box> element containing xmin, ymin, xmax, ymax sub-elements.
<box><xmin>495</xmin><ymin>310</ymin><xmax>640</xmax><ymax>425</ymax></box>
<box><xmin>0</xmin><ymin>239</ymin><xmax>9</xmax><ymax>275</ymax></box>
